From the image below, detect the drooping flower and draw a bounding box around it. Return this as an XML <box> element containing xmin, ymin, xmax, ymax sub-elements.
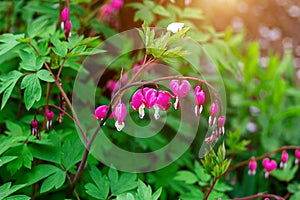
<box><xmin>143</xmin><ymin>87</ymin><xmax>158</xmax><ymax>109</ymax></box>
<box><xmin>110</xmin><ymin>0</ymin><xmax>124</xmax><ymax>10</ymax></box>
<box><xmin>170</xmin><ymin>80</ymin><xmax>190</xmax><ymax>110</ymax></box>
<box><xmin>208</xmin><ymin>101</ymin><xmax>218</xmax><ymax>126</ymax></box>
<box><xmin>61</xmin><ymin>7</ymin><xmax>69</xmax><ymax>22</ymax></box>
<box><xmin>101</xmin><ymin>4</ymin><xmax>114</xmax><ymax>17</ymax></box>
<box><xmin>280</xmin><ymin>150</ymin><xmax>289</xmax><ymax>169</ymax></box>
<box><xmin>45</xmin><ymin>109</ymin><xmax>54</xmax><ymax>130</ymax></box>
<box><xmin>217</xmin><ymin>116</ymin><xmax>226</xmax><ymax>135</ymax></box>
<box><xmin>154</xmin><ymin>90</ymin><xmax>172</xmax><ymax>119</ymax></box>
<box><xmin>64</xmin><ymin>20</ymin><xmax>72</xmax><ymax>39</ymax></box>
<box><xmin>194</xmin><ymin>86</ymin><xmax>205</xmax><ymax>116</ymax></box>
<box><xmin>92</xmin><ymin>105</ymin><xmax>113</xmax><ymax>120</ymax></box>
<box><xmin>107</xmin><ymin>80</ymin><xmax>119</xmax><ymax>92</ymax></box>
<box><xmin>262</xmin><ymin>158</ymin><xmax>277</xmax><ymax>179</ymax></box>
<box><xmin>31</xmin><ymin>120</ymin><xmax>39</xmax><ymax>136</ymax></box>
<box><xmin>295</xmin><ymin>149</ymin><xmax>300</xmax><ymax>165</ymax></box>
<box><xmin>167</xmin><ymin>22</ymin><xmax>185</xmax><ymax>33</ymax></box>
<box><xmin>130</xmin><ymin>89</ymin><xmax>146</xmax><ymax>119</ymax></box>
<box><xmin>114</xmin><ymin>102</ymin><xmax>127</xmax><ymax>131</ymax></box>
<box><xmin>248</xmin><ymin>156</ymin><xmax>257</xmax><ymax>176</ymax></box>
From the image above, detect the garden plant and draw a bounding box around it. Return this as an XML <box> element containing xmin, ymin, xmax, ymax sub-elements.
<box><xmin>0</xmin><ymin>0</ymin><xmax>300</xmax><ymax>200</ymax></box>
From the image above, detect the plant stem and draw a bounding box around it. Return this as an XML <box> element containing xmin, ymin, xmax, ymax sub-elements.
<box><xmin>27</xmin><ymin>42</ymin><xmax>87</xmax><ymax>144</ymax></box>
<box><xmin>228</xmin><ymin>145</ymin><xmax>300</xmax><ymax>172</ymax></box>
<box><xmin>203</xmin><ymin>177</ymin><xmax>218</xmax><ymax>200</ymax></box>
<box><xmin>232</xmin><ymin>192</ymin><xmax>285</xmax><ymax>200</ymax></box>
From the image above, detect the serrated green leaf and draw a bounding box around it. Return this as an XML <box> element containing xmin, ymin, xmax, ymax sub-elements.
<box><xmin>37</xmin><ymin>69</ymin><xmax>54</xmax><ymax>82</ymax></box>
<box><xmin>61</xmin><ymin>138</ymin><xmax>84</xmax><ymax>170</ymax></box>
<box><xmin>137</xmin><ymin>180</ymin><xmax>152</xmax><ymax>200</ymax></box>
<box><xmin>21</xmin><ymin>74</ymin><xmax>41</xmax><ymax>110</ymax></box>
<box><xmin>0</xmin><ymin>34</ymin><xmax>24</xmax><ymax>55</ymax></box>
<box><xmin>40</xmin><ymin>169</ymin><xmax>66</xmax><ymax>193</ymax></box>
<box><xmin>109</xmin><ymin>168</ymin><xmax>137</xmax><ymax>195</ymax></box>
<box><xmin>51</xmin><ymin>38</ymin><xmax>68</xmax><ymax>57</ymax></box>
<box><xmin>5</xmin><ymin>121</ymin><xmax>23</xmax><ymax>136</ymax></box>
<box><xmin>19</xmin><ymin>50</ymin><xmax>43</xmax><ymax>71</ymax></box>
<box><xmin>116</xmin><ymin>193</ymin><xmax>135</xmax><ymax>200</ymax></box>
<box><xmin>85</xmin><ymin>166</ymin><xmax>109</xmax><ymax>200</ymax></box>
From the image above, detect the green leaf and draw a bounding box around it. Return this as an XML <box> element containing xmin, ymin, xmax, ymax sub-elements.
<box><xmin>61</xmin><ymin>138</ymin><xmax>84</xmax><ymax>170</ymax></box>
<box><xmin>23</xmin><ymin>164</ymin><xmax>60</xmax><ymax>185</ymax></box>
<box><xmin>180</xmin><ymin>8</ymin><xmax>204</xmax><ymax>19</ymax></box>
<box><xmin>0</xmin><ymin>182</ymin><xmax>27</xmax><ymax>200</ymax></box>
<box><xmin>4</xmin><ymin>195</ymin><xmax>30</xmax><ymax>200</ymax></box>
<box><xmin>27</xmin><ymin>19</ymin><xmax>48</xmax><ymax>38</ymax></box>
<box><xmin>137</xmin><ymin>180</ymin><xmax>152</xmax><ymax>200</ymax></box>
<box><xmin>40</xmin><ymin>169</ymin><xmax>66</xmax><ymax>193</ymax></box>
<box><xmin>109</xmin><ymin>168</ymin><xmax>138</xmax><ymax>195</ymax></box>
<box><xmin>174</xmin><ymin>171</ymin><xmax>198</xmax><ymax>184</ymax></box>
<box><xmin>51</xmin><ymin>38</ymin><xmax>68</xmax><ymax>57</ymax></box>
<box><xmin>153</xmin><ymin>5</ymin><xmax>170</xmax><ymax>17</ymax></box>
<box><xmin>0</xmin><ymin>34</ymin><xmax>24</xmax><ymax>55</ymax></box>
<box><xmin>37</xmin><ymin>69</ymin><xmax>54</xmax><ymax>82</ymax></box>
<box><xmin>85</xmin><ymin>166</ymin><xmax>109</xmax><ymax>200</ymax></box>
<box><xmin>5</xmin><ymin>121</ymin><xmax>24</xmax><ymax>136</ymax></box>
<box><xmin>0</xmin><ymin>156</ymin><xmax>18</xmax><ymax>167</ymax></box>
<box><xmin>21</xmin><ymin>74</ymin><xmax>42</xmax><ymax>110</ymax></box>
<box><xmin>6</xmin><ymin>144</ymin><xmax>33</xmax><ymax>174</ymax></box>
<box><xmin>0</xmin><ymin>71</ymin><xmax>23</xmax><ymax>109</ymax></box>
<box><xmin>19</xmin><ymin>49</ymin><xmax>44</xmax><ymax>71</ymax></box>
<box><xmin>194</xmin><ymin>162</ymin><xmax>211</xmax><ymax>182</ymax></box>
<box><xmin>116</xmin><ymin>193</ymin><xmax>135</xmax><ymax>200</ymax></box>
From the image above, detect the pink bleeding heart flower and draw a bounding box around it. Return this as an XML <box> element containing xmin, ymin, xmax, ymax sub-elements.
<box><xmin>194</xmin><ymin>86</ymin><xmax>206</xmax><ymax>116</ymax></box>
<box><xmin>101</xmin><ymin>4</ymin><xmax>114</xmax><ymax>17</ymax></box>
<box><xmin>154</xmin><ymin>90</ymin><xmax>172</xmax><ymax>119</ymax></box>
<box><xmin>295</xmin><ymin>149</ymin><xmax>300</xmax><ymax>165</ymax></box>
<box><xmin>170</xmin><ymin>80</ymin><xmax>190</xmax><ymax>109</ymax></box>
<box><xmin>208</xmin><ymin>101</ymin><xmax>218</xmax><ymax>126</ymax></box>
<box><xmin>217</xmin><ymin>116</ymin><xmax>226</xmax><ymax>135</ymax></box>
<box><xmin>280</xmin><ymin>150</ymin><xmax>289</xmax><ymax>169</ymax></box>
<box><xmin>110</xmin><ymin>0</ymin><xmax>124</xmax><ymax>10</ymax></box>
<box><xmin>262</xmin><ymin>158</ymin><xmax>277</xmax><ymax>179</ymax></box>
<box><xmin>31</xmin><ymin>120</ymin><xmax>39</xmax><ymax>136</ymax></box>
<box><xmin>248</xmin><ymin>156</ymin><xmax>257</xmax><ymax>176</ymax></box>
<box><xmin>143</xmin><ymin>87</ymin><xmax>157</xmax><ymax>109</ymax></box>
<box><xmin>63</xmin><ymin>20</ymin><xmax>72</xmax><ymax>40</ymax></box>
<box><xmin>92</xmin><ymin>105</ymin><xmax>114</xmax><ymax>121</ymax></box>
<box><xmin>130</xmin><ymin>89</ymin><xmax>146</xmax><ymax>119</ymax></box>
<box><xmin>45</xmin><ymin>109</ymin><xmax>54</xmax><ymax>130</ymax></box>
<box><xmin>107</xmin><ymin>80</ymin><xmax>119</xmax><ymax>92</ymax></box>
<box><xmin>114</xmin><ymin>102</ymin><xmax>127</xmax><ymax>131</ymax></box>
<box><xmin>61</xmin><ymin>7</ymin><xmax>69</xmax><ymax>22</ymax></box>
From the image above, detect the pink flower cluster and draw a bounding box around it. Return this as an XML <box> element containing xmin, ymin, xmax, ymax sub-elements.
<box><xmin>248</xmin><ymin>149</ymin><xmax>300</xmax><ymax>179</ymax></box>
<box><xmin>30</xmin><ymin>109</ymin><xmax>55</xmax><ymax>139</ymax></box>
<box><xmin>61</xmin><ymin>7</ymin><xmax>72</xmax><ymax>40</ymax></box>
<box><xmin>93</xmin><ymin>79</ymin><xmax>226</xmax><ymax>140</ymax></box>
<box><xmin>101</xmin><ymin>0</ymin><xmax>124</xmax><ymax>18</ymax></box>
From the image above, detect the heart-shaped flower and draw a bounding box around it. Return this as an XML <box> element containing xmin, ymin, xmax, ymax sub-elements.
<box><xmin>143</xmin><ymin>87</ymin><xmax>157</xmax><ymax>108</ymax></box>
<box><xmin>262</xmin><ymin>158</ymin><xmax>277</xmax><ymax>178</ymax></box>
<box><xmin>248</xmin><ymin>157</ymin><xmax>257</xmax><ymax>176</ymax></box>
<box><xmin>194</xmin><ymin>86</ymin><xmax>206</xmax><ymax>116</ymax></box>
<box><xmin>295</xmin><ymin>149</ymin><xmax>300</xmax><ymax>165</ymax></box>
<box><xmin>114</xmin><ymin>102</ymin><xmax>127</xmax><ymax>131</ymax></box>
<box><xmin>170</xmin><ymin>80</ymin><xmax>190</xmax><ymax>109</ymax></box>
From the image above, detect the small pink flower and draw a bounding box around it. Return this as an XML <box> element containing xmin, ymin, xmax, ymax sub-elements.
<box><xmin>130</xmin><ymin>89</ymin><xmax>146</xmax><ymax>119</ymax></box>
<box><xmin>154</xmin><ymin>91</ymin><xmax>172</xmax><ymax>119</ymax></box>
<box><xmin>92</xmin><ymin>105</ymin><xmax>109</xmax><ymax>120</ymax></box>
<box><xmin>194</xmin><ymin>86</ymin><xmax>205</xmax><ymax>116</ymax></box>
<box><xmin>114</xmin><ymin>102</ymin><xmax>127</xmax><ymax>131</ymax></box>
<box><xmin>58</xmin><ymin>101</ymin><xmax>66</xmax><ymax>123</ymax></box>
<box><xmin>133</xmin><ymin>64</ymin><xmax>139</xmax><ymax>74</ymax></box>
<box><xmin>107</xmin><ymin>80</ymin><xmax>119</xmax><ymax>92</ymax></box>
<box><xmin>61</xmin><ymin>7</ymin><xmax>69</xmax><ymax>22</ymax></box>
<box><xmin>208</xmin><ymin>101</ymin><xmax>218</xmax><ymax>126</ymax></box>
<box><xmin>280</xmin><ymin>150</ymin><xmax>289</xmax><ymax>169</ymax></box>
<box><xmin>31</xmin><ymin>120</ymin><xmax>39</xmax><ymax>136</ymax></box>
<box><xmin>248</xmin><ymin>156</ymin><xmax>257</xmax><ymax>176</ymax></box>
<box><xmin>295</xmin><ymin>149</ymin><xmax>300</xmax><ymax>165</ymax></box>
<box><xmin>170</xmin><ymin>80</ymin><xmax>190</xmax><ymax>109</ymax></box>
<box><xmin>110</xmin><ymin>0</ymin><xmax>124</xmax><ymax>10</ymax></box>
<box><xmin>143</xmin><ymin>87</ymin><xmax>157</xmax><ymax>108</ymax></box>
<box><xmin>217</xmin><ymin>116</ymin><xmax>226</xmax><ymax>135</ymax></box>
<box><xmin>45</xmin><ymin>109</ymin><xmax>54</xmax><ymax>130</ymax></box>
<box><xmin>101</xmin><ymin>4</ymin><xmax>114</xmax><ymax>16</ymax></box>
<box><xmin>262</xmin><ymin>158</ymin><xmax>277</xmax><ymax>179</ymax></box>
<box><xmin>64</xmin><ymin>20</ymin><xmax>72</xmax><ymax>39</ymax></box>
